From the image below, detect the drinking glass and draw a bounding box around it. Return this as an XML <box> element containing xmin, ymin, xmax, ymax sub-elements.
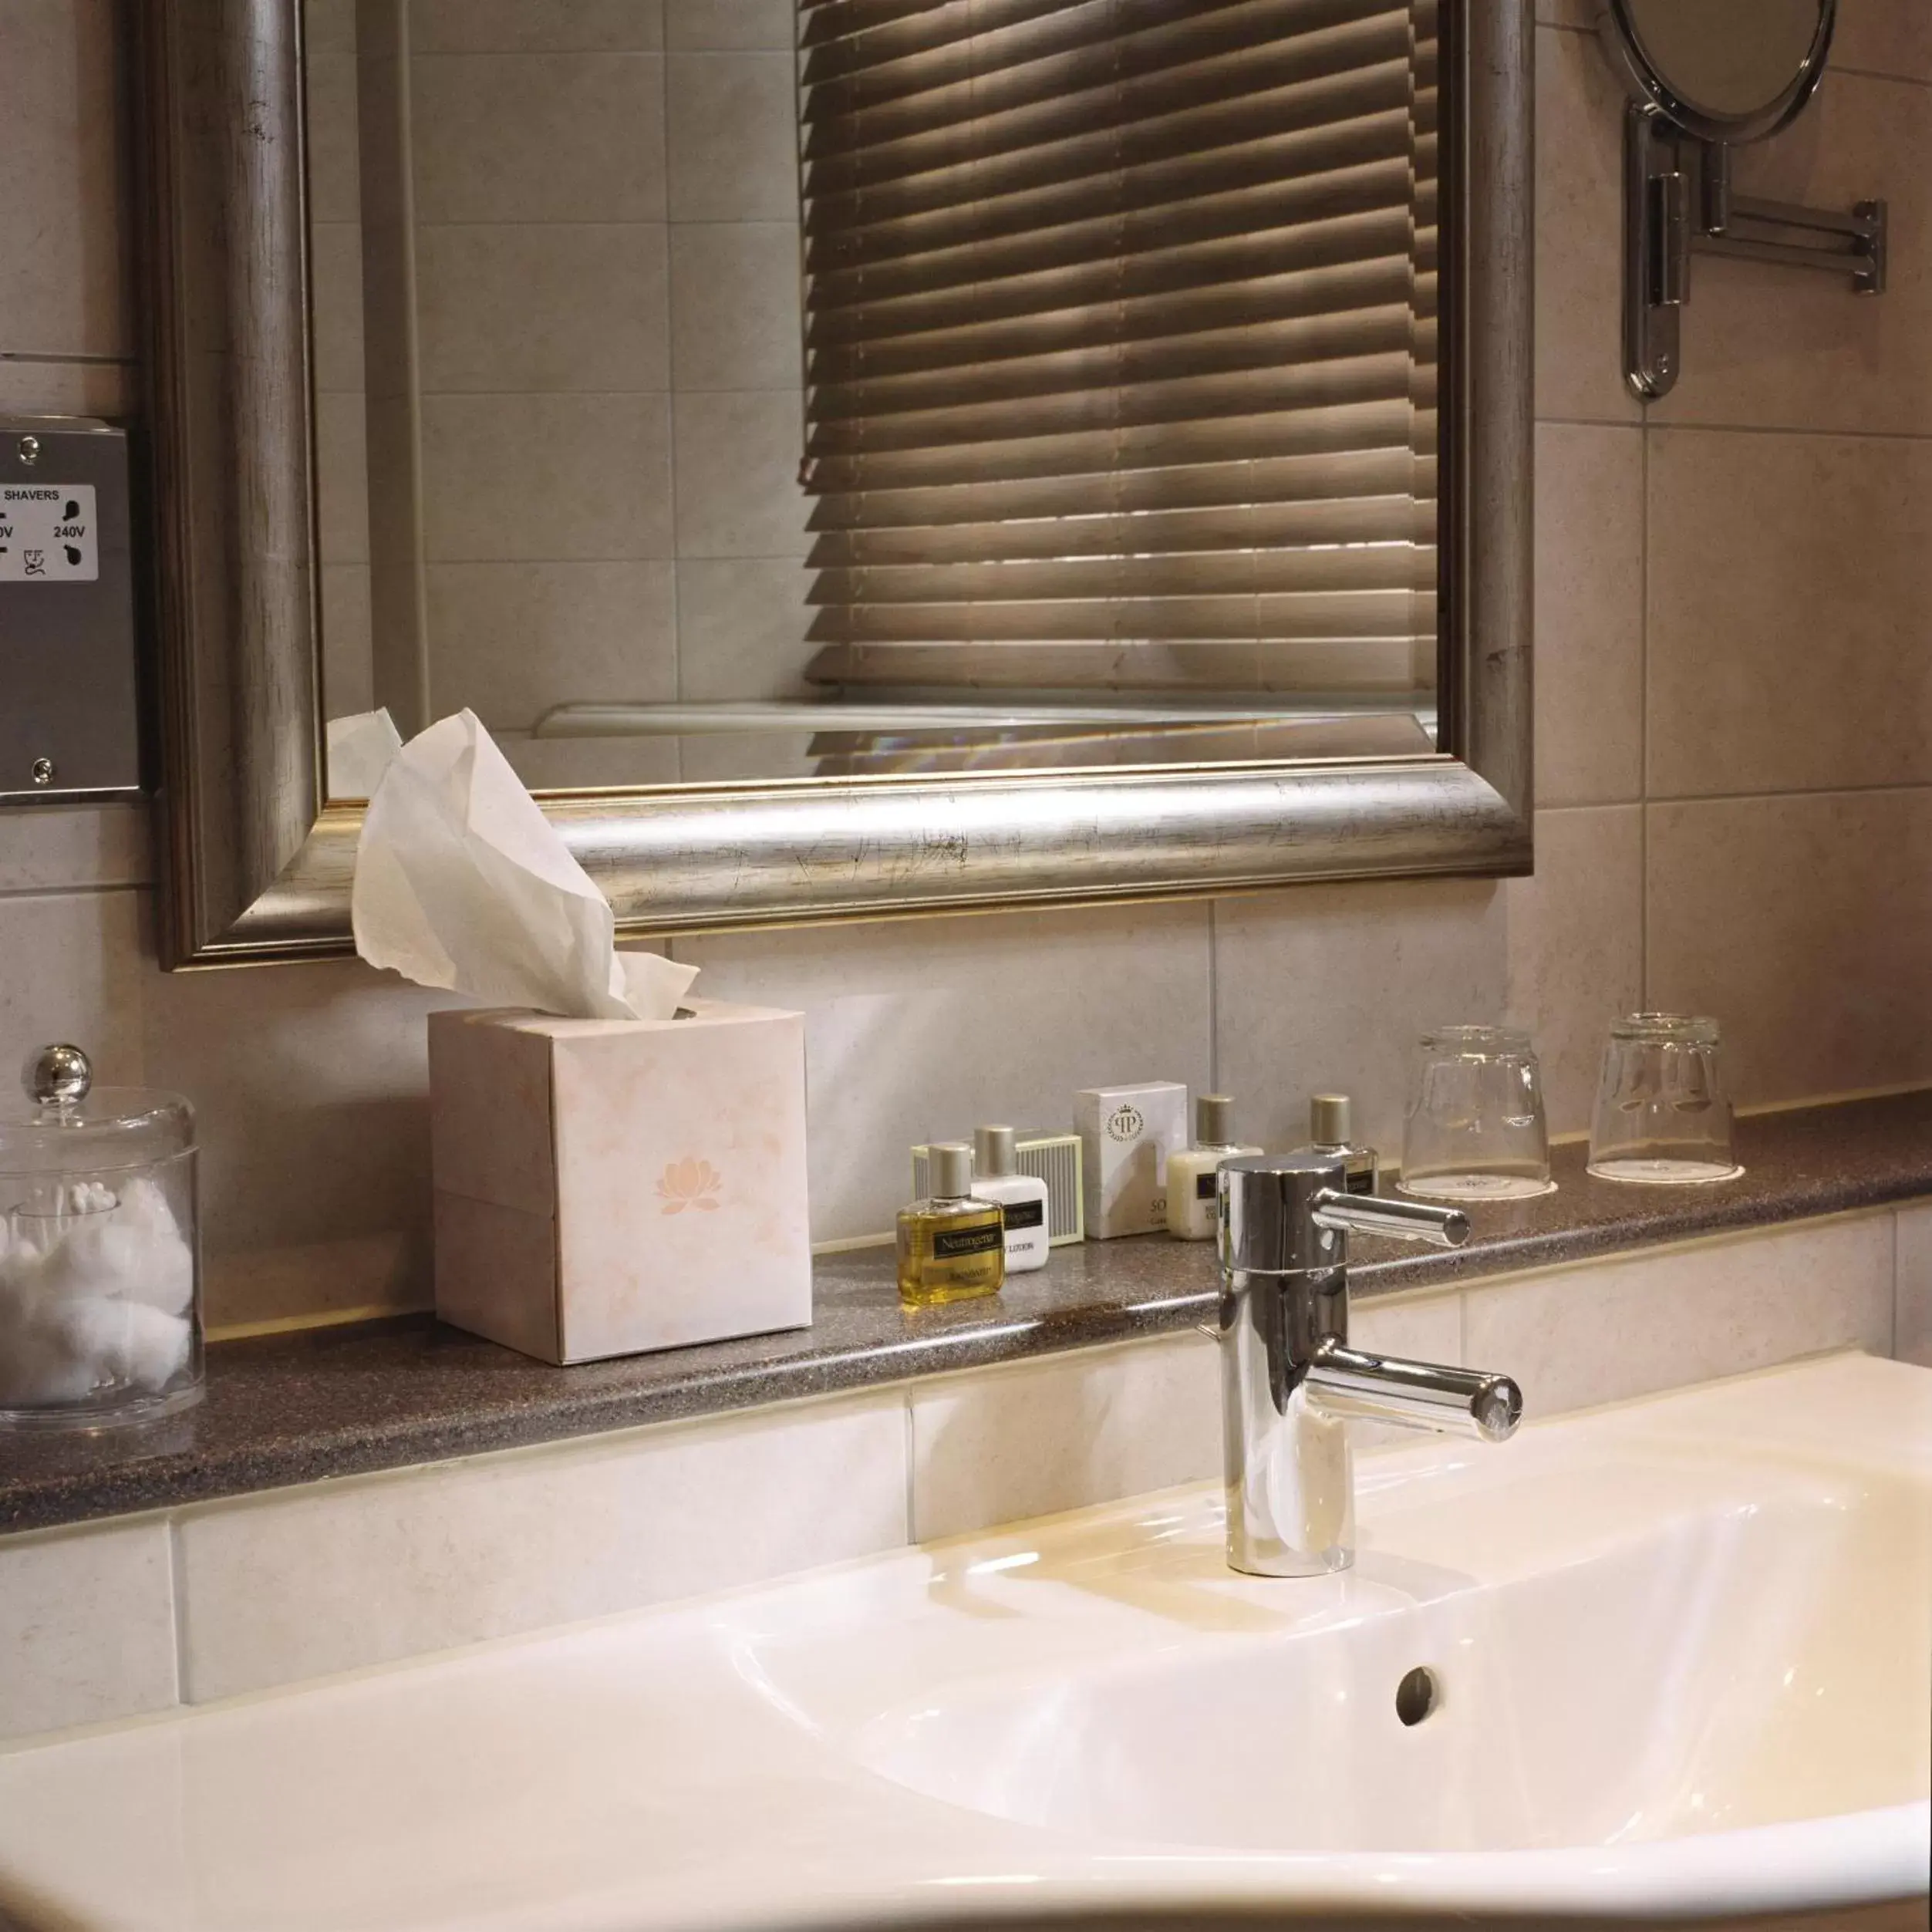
<box><xmin>1399</xmin><ymin>1026</ymin><xmax>1554</xmax><ymax>1201</ymax></box>
<box><xmin>1587</xmin><ymin>1013</ymin><xmax>1741</xmax><ymax>1184</ymax></box>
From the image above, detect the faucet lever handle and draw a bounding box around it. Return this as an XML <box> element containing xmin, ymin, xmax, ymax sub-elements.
<box><xmin>1310</xmin><ymin>1189</ymin><xmax>1469</xmax><ymax>1249</ymax></box>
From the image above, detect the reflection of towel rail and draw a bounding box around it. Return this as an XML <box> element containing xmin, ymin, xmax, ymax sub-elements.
<box><xmin>533</xmin><ymin>698</ymin><xmax>1438</xmax><ymax>739</ymax></box>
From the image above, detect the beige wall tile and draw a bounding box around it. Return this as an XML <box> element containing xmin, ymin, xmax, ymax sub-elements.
<box><xmin>674</xmin><ymin>899</ymin><xmax>1214</xmax><ymax>1240</ymax></box>
<box><xmin>174</xmin><ymin>1394</ymin><xmax>908</xmax><ymax>1700</ymax></box>
<box><xmin>411</xmin><ymin>52</ymin><xmax>666</xmax><ymax>224</ymax></box>
<box><xmin>1463</xmin><ymin>1214</ymin><xmax>1895</xmax><ymax>1415</ymax></box>
<box><xmin>305</xmin><ymin>29</ymin><xmax>362</xmax><ymax>227</ymax></box>
<box><xmin>315</xmin><ymin>390</ymin><xmax>371</xmax><ymax>567</ymax></box>
<box><xmin>425</xmin><ymin>560</ymin><xmax>676</xmax><ymax>727</ymax></box>
<box><xmin>1534</xmin><ymin>24</ymin><xmax>1639</xmax><ymax>423</ymax></box>
<box><xmin>1534</xmin><ymin>423</ymin><xmax>1643</xmax><ymax>807</ymax></box>
<box><xmin>665</xmin><ymin>52</ymin><xmax>799</xmax><ymax>221</ymax></box>
<box><xmin>310</xmin><ymin>221</ymin><xmax>366</xmax><ymax>396</ymax></box>
<box><xmin>909</xmin><ymin>1336</ymin><xmax>1220</xmax><ymax>1542</ymax></box>
<box><xmin>1647</xmin><ymin>789</ymin><xmax>1932</xmax><ymax>1104</ymax></box>
<box><xmin>1210</xmin><ymin>879</ymin><xmax>1509</xmax><ymax>1162</ymax></box>
<box><xmin>1350</xmin><ymin>1290</ymin><xmax>1462</xmax><ymax>1364</ymax></box>
<box><xmin>674</xmin><ymin>558</ymin><xmax>811</xmax><ymax>700</ymax></box>
<box><xmin>669</xmin><ymin>223</ymin><xmax>801</xmax><ymax>392</ymax></box>
<box><xmin>0</xmin><ymin>806</ymin><xmax>150</xmax><ymax>893</ymax></box>
<box><xmin>1897</xmin><ymin>1202</ymin><xmax>1932</xmax><ymax>1367</ymax></box>
<box><xmin>1651</xmin><ymin>74</ymin><xmax>1932</xmax><ymax>435</ymax></box>
<box><xmin>305</xmin><ymin>0</ymin><xmax>357</xmax><ymax>61</ymax></box>
<box><xmin>1834</xmin><ymin>0</ymin><xmax>1932</xmax><ymax>82</ymax></box>
<box><xmin>0</xmin><ymin>0</ymin><xmax>129</xmax><ymax>358</ymax></box>
<box><xmin>410</xmin><ymin>0</ymin><xmax>664</xmax><ymax>53</ymax></box>
<box><xmin>671</xmin><ymin>390</ymin><xmax>808</xmax><ymax>556</ymax></box>
<box><xmin>666</xmin><ymin>1</ymin><xmax>794</xmax><ymax>50</ymax></box>
<box><xmin>1536</xmin><ymin>0</ymin><xmax>1594</xmax><ymax>23</ymax></box>
<box><xmin>321</xmin><ymin>562</ymin><xmax>376</xmax><ymax>716</ymax></box>
<box><xmin>0</xmin><ymin>1520</ymin><xmax>176</xmax><ymax>1741</ymax></box>
<box><xmin>420</xmin><ymin>393</ymin><xmax>673</xmax><ymax>561</ymax></box>
<box><xmin>0</xmin><ymin>356</ymin><xmax>133</xmax><ymax>416</ymax></box>
<box><xmin>416</xmin><ymin>224</ymin><xmax>669</xmax><ymax>394</ymax></box>
<box><xmin>140</xmin><ymin>958</ymin><xmax>455</xmax><ymax>1330</ymax></box>
<box><xmin>1647</xmin><ymin>430</ymin><xmax>1932</xmax><ymax>798</ymax></box>
<box><xmin>0</xmin><ymin>888</ymin><xmax>144</xmax><ymax>1090</ymax></box>
<box><xmin>1505</xmin><ymin>805</ymin><xmax>1643</xmax><ymax>1136</ymax></box>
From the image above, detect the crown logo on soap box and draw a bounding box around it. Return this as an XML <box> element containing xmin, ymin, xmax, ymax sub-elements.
<box><xmin>656</xmin><ymin>1155</ymin><xmax>722</xmax><ymax>1214</ymax></box>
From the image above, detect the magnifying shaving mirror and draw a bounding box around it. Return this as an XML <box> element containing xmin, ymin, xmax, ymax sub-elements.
<box><xmin>1598</xmin><ymin>0</ymin><xmax>1886</xmax><ymax>398</ymax></box>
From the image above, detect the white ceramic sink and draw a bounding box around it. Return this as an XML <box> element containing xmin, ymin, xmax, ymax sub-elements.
<box><xmin>0</xmin><ymin>1353</ymin><xmax>1927</xmax><ymax>1932</ymax></box>
<box><xmin>837</xmin><ymin>1457</ymin><xmax>1925</xmax><ymax>1856</ymax></box>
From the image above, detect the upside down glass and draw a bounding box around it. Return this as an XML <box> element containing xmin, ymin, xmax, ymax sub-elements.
<box><xmin>1588</xmin><ymin>1013</ymin><xmax>1741</xmax><ymax>1185</ymax></box>
<box><xmin>1399</xmin><ymin>1027</ymin><xmax>1554</xmax><ymax>1202</ymax></box>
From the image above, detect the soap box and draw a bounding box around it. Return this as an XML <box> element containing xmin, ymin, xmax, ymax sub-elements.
<box><xmin>1074</xmin><ymin>1082</ymin><xmax>1189</xmax><ymax>1239</ymax></box>
<box><xmin>428</xmin><ymin>998</ymin><xmax>811</xmax><ymax>1364</ymax></box>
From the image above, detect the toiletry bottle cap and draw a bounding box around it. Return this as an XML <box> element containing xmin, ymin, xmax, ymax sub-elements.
<box><xmin>1310</xmin><ymin>1094</ymin><xmax>1352</xmax><ymax>1145</ymax></box>
<box><xmin>930</xmin><ymin>1141</ymin><xmax>973</xmax><ymax>1197</ymax></box>
<box><xmin>1196</xmin><ymin>1094</ymin><xmax>1232</xmax><ymax>1147</ymax></box>
<box><xmin>974</xmin><ymin>1124</ymin><xmax>1017</xmax><ymax>1178</ymax></box>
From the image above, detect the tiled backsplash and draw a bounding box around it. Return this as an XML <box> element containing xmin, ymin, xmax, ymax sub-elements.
<box><xmin>2</xmin><ymin>1205</ymin><xmax>1924</xmax><ymax>1741</ymax></box>
<box><xmin>2</xmin><ymin>2</ymin><xmax>1930</xmax><ymax>1330</ymax></box>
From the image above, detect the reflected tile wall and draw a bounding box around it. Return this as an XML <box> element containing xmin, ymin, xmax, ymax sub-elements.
<box><xmin>0</xmin><ymin>5</ymin><xmax>1929</xmax><ymax>1330</ymax></box>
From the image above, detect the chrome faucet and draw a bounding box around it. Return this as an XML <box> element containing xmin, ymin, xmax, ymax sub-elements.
<box><xmin>1215</xmin><ymin>1151</ymin><xmax>1523</xmax><ymax>1576</ymax></box>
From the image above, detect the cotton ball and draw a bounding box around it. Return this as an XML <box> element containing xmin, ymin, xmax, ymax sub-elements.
<box><xmin>33</xmin><ymin>1189</ymin><xmax>194</xmax><ymax>1318</ymax></box>
<box><xmin>0</xmin><ymin>1293</ymin><xmax>104</xmax><ymax>1408</ymax></box>
<box><xmin>42</xmin><ymin>1297</ymin><xmax>191</xmax><ymax>1394</ymax></box>
<box><xmin>113</xmin><ymin>1178</ymin><xmax>196</xmax><ymax>1316</ymax></box>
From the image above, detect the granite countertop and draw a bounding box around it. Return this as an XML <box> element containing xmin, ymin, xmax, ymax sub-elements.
<box><xmin>3</xmin><ymin>1091</ymin><xmax>1929</xmax><ymax>1535</ymax></box>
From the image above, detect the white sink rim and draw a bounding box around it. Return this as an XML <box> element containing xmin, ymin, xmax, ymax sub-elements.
<box><xmin>0</xmin><ymin>1352</ymin><xmax>1924</xmax><ymax>1932</ymax></box>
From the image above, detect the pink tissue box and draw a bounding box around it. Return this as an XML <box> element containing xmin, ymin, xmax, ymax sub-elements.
<box><xmin>428</xmin><ymin>999</ymin><xmax>812</xmax><ymax>1364</ymax></box>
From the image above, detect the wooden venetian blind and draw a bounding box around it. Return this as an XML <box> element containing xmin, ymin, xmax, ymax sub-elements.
<box><xmin>796</xmin><ymin>0</ymin><xmax>1439</xmax><ymax>706</ymax></box>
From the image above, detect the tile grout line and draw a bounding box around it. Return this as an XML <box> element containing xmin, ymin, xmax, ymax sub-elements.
<box><xmin>1206</xmin><ymin>901</ymin><xmax>1221</xmax><ymax>1093</ymax></box>
<box><xmin>1890</xmin><ymin>1207</ymin><xmax>1900</xmax><ymax>1360</ymax></box>
<box><xmin>901</xmin><ymin>1393</ymin><xmax>916</xmax><ymax>1546</ymax></box>
<box><xmin>1644</xmin><ymin>781</ymin><xmax>1932</xmax><ymax>808</ymax></box>
<box><xmin>165</xmin><ymin>1513</ymin><xmax>189</xmax><ymax>1711</ymax></box>
<box><xmin>0</xmin><ymin>881</ymin><xmax>150</xmax><ymax>904</ymax></box>
<box><xmin>1639</xmin><ymin>403</ymin><xmax>1650</xmax><ymax>1007</ymax></box>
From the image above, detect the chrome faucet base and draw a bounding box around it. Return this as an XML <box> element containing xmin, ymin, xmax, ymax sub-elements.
<box><xmin>1216</xmin><ymin>1154</ymin><xmax>1524</xmax><ymax>1578</ymax></box>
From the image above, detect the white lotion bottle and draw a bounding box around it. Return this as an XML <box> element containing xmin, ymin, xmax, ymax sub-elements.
<box><xmin>971</xmin><ymin>1125</ymin><xmax>1051</xmax><ymax>1273</ymax></box>
<box><xmin>1164</xmin><ymin>1094</ymin><xmax>1264</xmax><ymax>1240</ymax></box>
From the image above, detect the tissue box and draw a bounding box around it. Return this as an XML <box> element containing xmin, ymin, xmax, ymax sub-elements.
<box><xmin>428</xmin><ymin>999</ymin><xmax>811</xmax><ymax>1363</ymax></box>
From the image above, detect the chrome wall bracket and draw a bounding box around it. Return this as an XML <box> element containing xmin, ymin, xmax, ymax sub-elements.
<box><xmin>1623</xmin><ymin>106</ymin><xmax>1886</xmax><ymax>400</ymax></box>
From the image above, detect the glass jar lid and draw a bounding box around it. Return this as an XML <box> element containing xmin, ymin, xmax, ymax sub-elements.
<box><xmin>0</xmin><ymin>1046</ymin><xmax>194</xmax><ymax>1176</ymax></box>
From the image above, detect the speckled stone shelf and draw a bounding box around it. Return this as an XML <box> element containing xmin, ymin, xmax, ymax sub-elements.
<box><xmin>4</xmin><ymin>1091</ymin><xmax>1929</xmax><ymax>1535</ymax></box>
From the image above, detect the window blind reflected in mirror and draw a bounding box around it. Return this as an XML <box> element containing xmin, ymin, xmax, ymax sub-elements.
<box><xmin>796</xmin><ymin>0</ymin><xmax>1441</xmax><ymax>774</ymax></box>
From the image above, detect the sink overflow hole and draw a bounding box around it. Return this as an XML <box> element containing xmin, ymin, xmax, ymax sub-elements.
<box><xmin>1395</xmin><ymin>1666</ymin><xmax>1439</xmax><ymax>1727</ymax></box>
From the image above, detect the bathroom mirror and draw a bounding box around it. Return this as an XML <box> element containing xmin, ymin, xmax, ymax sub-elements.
<box><xmin>133</xmin><ymin>1</ymin><xmax>1531</xmax><ymax>966</ymax></box>
<box><xmin>1599</xmin><ymin>0</ymin><xmax>1833</xmax><ymax>143</ymax></box>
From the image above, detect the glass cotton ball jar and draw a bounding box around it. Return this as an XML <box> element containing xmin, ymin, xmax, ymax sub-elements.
<box><xmin>0</xmin><ymin>1044</ymin><xmax>203</xmax><ymax>1430</ymax></box>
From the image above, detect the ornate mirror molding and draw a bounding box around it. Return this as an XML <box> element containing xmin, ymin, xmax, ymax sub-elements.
<box><xmin>133</xmin><ymin>0</ymin><xmax>1530</xmax><ymax>967</ymax></box>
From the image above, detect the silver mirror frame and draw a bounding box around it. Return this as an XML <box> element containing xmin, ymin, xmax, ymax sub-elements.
<box><xmin>133</xmin><ymin>0</ymin><xmax>1532</xmax><ymax>969</ymax></box>
<box><xmin>1597</xmin><ymin>0</ymin><xmax>1835</xmax><ymax>148</ymax></box>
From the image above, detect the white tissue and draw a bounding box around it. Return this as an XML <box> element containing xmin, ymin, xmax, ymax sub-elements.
<box><xmin>326</xmin><ymin>706</ymin><xmax>405</xmax><ymax>800</ymax></box>
<box><xmin>351</xmin><ymin>710</ymin><xmax>697</xmax><ymax>1020</ymax></box>
<box><xmin>0</xmin><ymin>1179</ymin><xmax>196</xmax><ymax>1408</ymax></box>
